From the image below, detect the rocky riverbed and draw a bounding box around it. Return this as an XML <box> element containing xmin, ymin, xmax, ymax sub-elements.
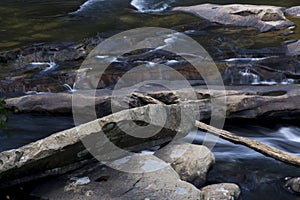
<box><xmin>1</xmin><ymin>1</ymin><xmax>300</xmax><ymax>200</ymax></box>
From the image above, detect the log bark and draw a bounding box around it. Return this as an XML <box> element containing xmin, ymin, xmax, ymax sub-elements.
<box><xmin>131</xmin><ymin>92</ymin><xmax>165</xmax><ymax>105</ymax></box>
<box><xmin>195</xmin><ymin>120</ymin><xmax>300</xmax><ymax>167</ymax></box>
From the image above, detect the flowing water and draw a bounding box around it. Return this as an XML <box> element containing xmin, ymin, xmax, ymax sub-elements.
<box><xmin>1</xmin><ymin>0</ymin><xmax>300</xmax><ymax>86</ymax></box>
<box><xmin>193</xmin><ymin>123</ymin><xmax>300</xmax><ymax>199</ymax></box>
<box><xmin>0</xmin><ymin>0</ymin><xmax>300</xmax><ymax>199</ymax></box>
<box><xmin>0</xmin><ymin>0</ymin><xmax>299</xmax><ymax>50</ymax></box>
<box><xmin>0</xmin><ymin>114</ymin><xmax>74</xmax><ymax>152</ymax></box>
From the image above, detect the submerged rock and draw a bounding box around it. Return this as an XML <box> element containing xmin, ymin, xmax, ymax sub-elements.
<box><xmin>155</xmin><ymin>142</ymin><xmax>215</xmax><ymax>188</ymax></box>
<box><xmin>172</xmin><ymin>4</ymin><xmax>294</xmax><ymax>32</ymax></box>
<box><xmin>283</xmin><ymin>177</ymin><xmax>300</xmax><ymax>194</ymax></box>
<box><xmin>200</xmin><ymin>183</ymin><xmax>240</xmax><ymax>200</ymax></box>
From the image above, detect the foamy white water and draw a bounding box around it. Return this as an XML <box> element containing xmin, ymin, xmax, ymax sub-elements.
<box><xmin>130</xmin><ymin>0</ymin><xmax>175</xmax><ymax>13</ymax></box>
<box><xmin>192</xmin><ymin>125</ymin><xmax>300</xmax><ymax>158</ymax></box>
<box><xmin>71</xmin><ymin>0</ymin><xmax>105</xmax><ymax>14</ymax></box>
<box><xmin>280</xmin><ymin>127</ymin><xmax>300</xmax><ymax>143</ymax></box>
<box><xmin>30</xmin><ymin>62</ymin><xmax>57</xmax><ymax>72</ymax></box>
<box><xmin>24</xmin><ymin>91</ymin><xmax>50</xmax><ymax>95</ymax></box>
<box><xmin>223</xmin><ymin>56</ymin><xmax>277</xmax><ymax>62</ymax></box>
<box><xmin>63</xmin><ymin>84</ymin><xmax>76</xmax><ymax>93</ymax></box>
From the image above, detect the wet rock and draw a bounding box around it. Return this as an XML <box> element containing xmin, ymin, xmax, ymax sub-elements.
<box><xmin>225</xmin><ymin>86</ymin><xmax>300</xmax><ymax>120</ymax></box>
<box><xmin>155</xmin><ymin>142</ymin><xmax>215</xmax><ymax>187</ymax></box>
<box><xmin>31</xmin><ymin>155</ymin><xmax>203</xmax><ymax>200</ymax></box>
<box><xmin>0</xmin><ymin>70</ymin><xmax>76</xmax><ymax>98</ymax></box>
<box><xmin>0</xmin><ymin>104</ymin><xmax>197</xmax><ymax>187</ymax></box>
<box><xmin>285</xmin><ymin>6</ymin><xmax>300</xmax><ymax>18</ymax></box>
<box><xmin>0</xmin><ymin>36</ymin><xmax>103</xmax><ymax>65</ymax></box>
<box><xmin>5</xmin><ymin>93</ymin><xmax>73</xmax><ymax>114</ymax></box>
<box><xmin>284</xmin><ymin>40</ymin><xmax>300</xmax><ymax>56</ymax></box>
<box><xmin>0</xmin><ymin>36</ymin><xmax>104</xmax><ymax>97</ymax></box>
<box><xmin>172</xmin><ymin>4</ymin><xmax>294</xmax><ymax>32</ymax></box>
<box><xmin>5</xmin><ymin>85</ymin><xmax>300</xmax><ymax>120</ymax></box>
<box><xmin>200</xmin><ymin>183</ymin><xmax>240</xmax><ymax>200</ymax></box>
<box><xmin>283</xmin><ymin>177</ymin><xmax>300</xmax><ymax>194</ymax></box>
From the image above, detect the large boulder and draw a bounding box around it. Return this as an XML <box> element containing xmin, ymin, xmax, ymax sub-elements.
<box><xmin>172</xmin><ymin>4</ymin><xmax>294</xmax><ymax>32</ymax></box>
<box><xmin>200</xmin><ymin>183</ymin><xmax>241</xmax><ymax>200</ymax></box>
<box><xmin>155</xmin><ymin>142</ymin><xmax>215</xmax><ymax>187</ymax></box>
<box><xmin>31</xmin><ymin>155</ymin><xmax>203</xmax><ymax>200</ymax></box>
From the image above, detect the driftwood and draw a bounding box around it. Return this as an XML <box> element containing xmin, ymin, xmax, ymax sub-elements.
<box><xmin>131</xmin><ymin>92</ymin><xmax>165</xmax><ymax>105</ymax></box>
<box><xmin>195</xmin><ymin>120</ymin><xmax>300</xmax><ymax>167</ymax></box>
<box><xmin>131</xmin><ymin>93</ymin><xmax>300</xmax><ymax>167</ymax></box>
<box><xmin>0</xmin><ymin>103</ymin><xmax>198</xmax><ymax>187</ymax></box>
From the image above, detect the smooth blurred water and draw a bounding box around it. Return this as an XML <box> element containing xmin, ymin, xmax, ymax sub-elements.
<box><xmin>0</xmin><ymin>114</ymin><xmax>74</xmax><ymax>151</ymax></box>
<box><xmin>192</xmin><ymin>123</ymin><xmax>300</xmax><ymax>200</ymax></box>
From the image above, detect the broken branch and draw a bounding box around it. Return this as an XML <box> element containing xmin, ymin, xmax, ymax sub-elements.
<box><xmin>195</xmin><ymin>120</ymin><xmax>300</xmax><ymax>167</ymax></box>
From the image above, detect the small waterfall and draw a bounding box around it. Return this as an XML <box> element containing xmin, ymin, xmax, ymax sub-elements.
<box><xmin>223</xmin><ymin>56</ymin><xmax>296</xmax><ymax>85</ymax></box>
<box><xmin>239</xmin><ymin>67</ymin><xmax>260</xmax><ymax>84</ymax></box>
<box><xmin>63</xmin><ymin>84</ymin><xmax>76</xmax><ymax>93</ymax></box>
<box><xmin>223</xmin><ymin>64</ymin><xmax>260</xmax><ymax>85</ymax></box>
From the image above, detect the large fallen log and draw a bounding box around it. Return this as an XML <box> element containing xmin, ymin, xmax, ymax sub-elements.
<box><xmin>5</xmin><ymin>85</ymin><xmax>300</xmax><ymax>120</ymax></box>
<box><xmin>0</xmin><ymin>104</ymin><xmax>197</xmax><ymax>188</ymax></box>
<box><xmin>195</xmin><ymin>120</ymin><xmax>300</xmax><ymax>167</ymax></box>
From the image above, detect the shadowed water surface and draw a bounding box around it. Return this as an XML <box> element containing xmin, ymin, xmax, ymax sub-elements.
<box><xmin>0</xmin><ymin>114</ymin><xmax>74</xmax><ymax>152</ymax></box>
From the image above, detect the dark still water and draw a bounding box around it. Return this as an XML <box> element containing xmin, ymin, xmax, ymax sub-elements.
<box><xmin>0</xmin><ymin>114</ymin><xmax>74</xmax><ymax>151</ymax></box>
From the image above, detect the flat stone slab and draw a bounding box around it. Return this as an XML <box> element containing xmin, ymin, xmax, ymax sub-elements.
<box><xmin>31</xmin><ymin>155</ymin><xmax>203</xmax><ymax>200</ymax></box>
<box><xmin>172</xmin><ymin>4</ymin><xmax>294</xmax><ymax>32</ymax></box>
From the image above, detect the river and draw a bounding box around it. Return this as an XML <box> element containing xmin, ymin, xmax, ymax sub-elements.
<box><xmin>0</xmin><ymin>0</ymin><xmax>300</xmax><ymax>51</ymax></box>
<box><xmin>193</xmin><ymin>122</ymin><xmax>300</xmax><ymax>199</ymax></box>
<box><xmin>0</xmin><ymin>0</ymin><xmax>300</xmax><ymax>199</ymax></box>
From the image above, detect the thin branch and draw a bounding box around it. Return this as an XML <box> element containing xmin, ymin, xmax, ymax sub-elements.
<box><xmin>195</xmin><ymin>120</ymin><xmax>300</xmax><ymax>167</ymax></box>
